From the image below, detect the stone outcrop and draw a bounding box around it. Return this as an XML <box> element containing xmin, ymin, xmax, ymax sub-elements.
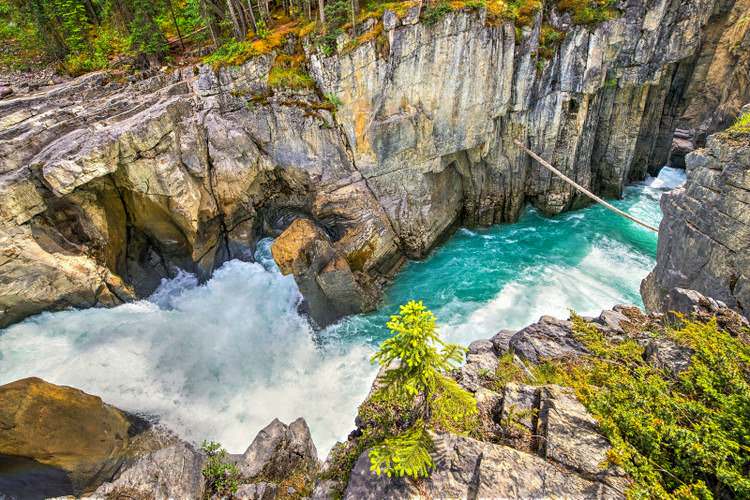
<box><xmin>0</xmin><ymin>377</ymin><xmax>320</xmax><ymax>499</ymax></box>
<box><xmin>0</xmin><ymin>1</ymin><xmax>746</xmax><ymax>326</ymax></box>
<box><xmin>238</xmin><ymin>417</ymin><xmax>319</xmax><ymax>483</ymax></box>
<box><xmin>0</xmin><ymin>378</ymin><xmax>146</xmax><ymax>494</ymax></box>
<box><xmin>344</xmin><ymin>432</ymin><xmax>622</xmax><ymax>499</ymax></box>
<box><xmin>329</xmin><ymin>289</ymin><xmax>741</xmax><ymax>499</ymax></box>
<box><xmin>642</xmin><ymin>126</ymin><xmax>750</xmax><ymax>319</ymax></box>
<box><xmin>86</xmin><ymin>439</ymin><xmax>206</xmax><ymax>500</ymax></box>
<box><xmin>669</xmin><ymin>0</ymin><xmax>750</xmax><ymax>154</ymax></box>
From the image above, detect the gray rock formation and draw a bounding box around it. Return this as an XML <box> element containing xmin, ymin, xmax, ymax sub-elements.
<box><xmin>238</xmin><ymin>417</ymin><xmax>319</xmax><ymax>482</ymax></box>
<box><xmin>335</xmin><ymin>294</ymin><xmax>741</xmax><ymax>499</ymax></box>
<box><xmin>642</xmin><ymin>127</ymin><xmax>750</xmax><ymax>319</ymax></box>
<box><xmin>508</xmin><ymin>315</ymin><xmax>588</xmax><ymax>363</ymax></box>
<box><xmin>344</xmin><ymin>432</ymin><xmax>623</xmax><ymax>499</ymax></box>
<box><xmin>0</xmin><ymin>1</ymin><xmax>746</xmax><ymax>326</ymax></box>
<box><xmin>87</xmin><ymin>440</ymin><xmax>206</xmax><ymax>500</ymax></box>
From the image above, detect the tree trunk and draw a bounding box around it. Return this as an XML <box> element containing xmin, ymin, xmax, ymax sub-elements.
<box><xmin>166</xmin><ymin>0</ymin><xmax>186</xmax><ymax>49</ymax></box>
<box><xmin>318</xmin><ymin>0</ymin><xmax>325</xmax><ymax>24</ymax></box>
<box><xmin>201</xmin><ymin>0</ymin><xmax>222</xmax><ymax>48</ymax></box>
<box><xmin>246</xmin><ymin>0</ymin><xmax>258</xmax><ymax>32</ymax></box>
<box><xmin>82</xmin><ymin>0</ymin><xmax>100</xmax><ymax>24</ymax></box>
<box><xmin>225</xmin><ymin>0</ymin><xmax>246</xmax><ymax>39</ymax></box>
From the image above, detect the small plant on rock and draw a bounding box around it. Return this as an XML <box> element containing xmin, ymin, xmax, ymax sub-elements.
<box><xmin>368</xmin><ymin>300</ymin><xmax>478</xmax><ymax>478</ymax></box>
<box><xmin>201</xmin><ymin>440</ymin><xmax>241</xmax><ymax>497</ymax></box>
<box><xmin>324</xmin><ymin>92</ymin><xmax>343</xmax><ymax>109</ymax></box>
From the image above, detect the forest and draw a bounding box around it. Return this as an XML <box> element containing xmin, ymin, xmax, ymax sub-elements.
<box><xmin>0</xmin><ymin>0</ymin><xmax>617</xmax><ymax>76</ymax></box>
<box><xmin>0</xmin><ymin>0</ymin><xmax>379</xmax><ymax>75</ymax></box>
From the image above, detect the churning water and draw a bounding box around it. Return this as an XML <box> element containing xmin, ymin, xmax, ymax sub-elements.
<box><xmin>0</xmin><ymin>168</ymin><xmax>685</xmax><ymax>455</ymax></box>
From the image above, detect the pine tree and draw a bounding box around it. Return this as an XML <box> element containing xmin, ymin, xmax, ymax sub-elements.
<box><xmin>369</xmin><ymin>300</ymin><xmax>478</xmax><ymax>478</ymax></box>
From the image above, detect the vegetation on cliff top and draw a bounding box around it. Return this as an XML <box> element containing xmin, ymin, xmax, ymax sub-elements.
<box><xmin>1</xmin><ymin>0</ymin><xmax>619</xmax><ymax>77</ymax></box>
<box><xmin>201</xmin><ymin>440</ymin><xmax>242</xmax><ymax>497</ymax></box>
<box><xmin>491</xmin><ymin>314</ymin><xmax>750</xmax><ymax>499</ymax></box>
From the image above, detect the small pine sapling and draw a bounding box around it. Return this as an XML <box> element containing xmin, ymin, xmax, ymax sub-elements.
<box><xmin>368</xmin><ymin>300</ymin><xmax>478</xmax><ymax>478</ymax></box>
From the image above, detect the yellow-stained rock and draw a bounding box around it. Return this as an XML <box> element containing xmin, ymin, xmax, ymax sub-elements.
<box><xmin>271</xmin><ymin>219</ymin><xmax>330</xmax><ymax>275</ymax></box>
<box><xmin>0</xmin><ymin>377</ymin><xmax>134</xmax><ymax>492</ymax></box>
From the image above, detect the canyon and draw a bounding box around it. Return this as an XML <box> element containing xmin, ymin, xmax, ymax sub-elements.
<box><xmin>0</xmin><ymin>0</ymin><xmax>749</xmax><ymax>498</ymax></box>
<box><xmin>1</xmin><ymin>0</ymin><xmax>749</xmax><ymax>327</ymax></box>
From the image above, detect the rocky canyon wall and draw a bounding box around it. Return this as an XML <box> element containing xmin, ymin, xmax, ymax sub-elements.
<box><xmin>642</xmin><ymin>125</ymin><xmax>749</xmax><ymax>318</ymax></box>
<box><xmin>0</xmin><ymin>0</ymin><xmax>744</xmax><ymax>327</ymax></box>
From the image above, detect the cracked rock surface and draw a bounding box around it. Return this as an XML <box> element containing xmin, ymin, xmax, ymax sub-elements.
<box><xmin>1</xmin><ymin>1</ymin><xmax>747</xmax><ymax>326</ymax></box>
<box><xmin>642</xmin><ymin>128</ymin><xmax>750</xmax><ymax>319</ymax></box>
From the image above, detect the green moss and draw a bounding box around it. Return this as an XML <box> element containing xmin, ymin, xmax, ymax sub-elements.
<box><xmin>422</xmin><ymin>1</ymin><xmax>453</xmax><ymax>25</ymax></box>
<box><xmin>203</xmin><ymin>23</ymin><xmax>298</xmax><ymax>70</ymax></box>
<box><xmin>555</xmin><ymin>0</ymin><xmax>618</xmax><ymax>25</ymax></box>
<box><xmin>268</xmin><ymin>57</ymin><xmax>316</xmax><ymax>89</ymax></box>
<box><xmin>726</xmin><ymin>110</ymin><xmax>750</xmax><ymax>136</ymax></box>
<box><xmin>538</xmin><ymin>23</ymin><xmax>564</xmax><ymax>60</ymax></box>
<box><xmin>318</xmin><ymin>388</ymin><xmax>416</xmax><ymax>497</ymax></box>
<box><xmin>502</xmin><ymin>0</ymin><xmax>543</xmax><ymax>27</ymax></box>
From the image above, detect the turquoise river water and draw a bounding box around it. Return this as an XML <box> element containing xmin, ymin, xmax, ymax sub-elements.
<box><xmin>0</xmin><ymin>168</ymin><xmax>685</xmax><ymax>455</ymax></box>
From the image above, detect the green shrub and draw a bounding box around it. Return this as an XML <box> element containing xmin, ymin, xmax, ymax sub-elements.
<box><xmin>201</xmin><ymin>441</ymin><xmax>241</xmax><ymax>497</ymax></box>
<box><xmin>422</xmin><ymin>1</ymin><xmax>452</xmax><ymax>26</ymax></box>
<box><xmin>464</xmin><ymin>0</ymin><xmax>487</xmax><ymax>10</ymax></box>
<box><xmin>368</xmin><ymin>300</ymin><xmax>478</xmax><ymax>478</ymax></box>
<box><xmin>727</xmin><ymin>110</ymin><xmax>750</xmax><ymax>135</ymax></box>
<box><xmin>502</xmin><ymin>0</ymin><xmax>542</xmax><ymax>27</ymax></box>
<box><xmin>256</xmin><ymin>19</ymin><xmax>270</xmax><ymax>39</ymax></box>
<box><xmin>494</xmin><ymin>314</ymin><xmax>750</xmax><ymax>498</ymax></box>
<box><xmin>555</xmin><ymin>0</ymin><xmax>618</xmax><ymax>25</ymax></box>
<box><xmin>325</xmin><ymin>92</ymin><xmax>343</xmax><ymax>108</ymax></box>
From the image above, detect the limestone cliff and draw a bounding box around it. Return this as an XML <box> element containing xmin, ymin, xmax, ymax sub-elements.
<box><xmin>642</xmin><ymin>124</ymin><xmax>750</xmax><ymax>318</ymax></box>
<box><xmin>0</xmin><ymin>0</ymin><xmax>746</xmax><ymax>326</ymax></box>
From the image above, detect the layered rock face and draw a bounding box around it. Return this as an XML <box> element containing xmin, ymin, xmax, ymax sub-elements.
<box><xmin>642</xmin><ymin>128</ymin><xmax>749</xmax><ymax>318</ymax></box>
<box><xmin>0</xmin><ymin>1</ymin><xmax>743</xmax><ymax>326</ymax></box>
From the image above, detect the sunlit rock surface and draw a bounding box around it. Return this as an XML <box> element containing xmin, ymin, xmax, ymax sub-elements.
<box><xmin>0</xmin><ymin>1</ymin><xmax>746</xmax><ymax>326</ymax></box>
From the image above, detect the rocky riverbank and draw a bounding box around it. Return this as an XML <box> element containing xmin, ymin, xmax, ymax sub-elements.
<box><xmin>1</xmin><ymin>286</ymin><xmax>746</xmax><ymax>499</ymax></box>
<box><xmin>2</xmin><ymin>0</ymin><xmax>749</xmax><ymax>327</ymax></box>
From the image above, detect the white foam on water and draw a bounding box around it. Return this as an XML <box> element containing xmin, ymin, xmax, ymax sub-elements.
<box><xmin>439</xmin><ymin>240</ymin><xmax>653</xmax><ymax>345</ymax></box>
<box><xmin>644</xmin><ymin>166</ymin><xmax>687</xmax><ymax>190</ymax></box>
<box><xmin>0</xmin><ymin>259</ymin><xmax>376</xmax><ymax>455</ymax></box>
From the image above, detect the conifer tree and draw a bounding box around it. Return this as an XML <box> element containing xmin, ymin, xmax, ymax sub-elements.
<box><xmin>369</xmin><ymin>300</ymin><xmax>478</xmax><ymax>478</ymax></box>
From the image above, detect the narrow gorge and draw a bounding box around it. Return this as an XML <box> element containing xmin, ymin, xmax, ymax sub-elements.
<box><xmin>0</xmin><ymin>0</ymin><xmax>748</xmax><ymax>498</ymax></box>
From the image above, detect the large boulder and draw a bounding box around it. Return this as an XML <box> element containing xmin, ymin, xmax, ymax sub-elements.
<box><xmin>272</xmin><ymin>219</ymin><xmax>371</xmax><ymax>325</ymax></box>
<box><xmin>0</xmin><ymin>378</ymin><xmax>137</xmax><ymax>493</ymax></box>
<box><xmin>238</xmin><ymin>417</ymin><xmax>319</xmax><ymax>482</ymax></box>
<box><xmin>508</xmin><ymin>316</ymin><xmax>589</xmax><ymax>363</ymax></box>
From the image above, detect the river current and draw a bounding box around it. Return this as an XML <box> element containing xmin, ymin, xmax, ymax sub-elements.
<box><xmin>0</xmin><ymin>167</ymin><xmax>686</xmax><ymax>455</ymax></box>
